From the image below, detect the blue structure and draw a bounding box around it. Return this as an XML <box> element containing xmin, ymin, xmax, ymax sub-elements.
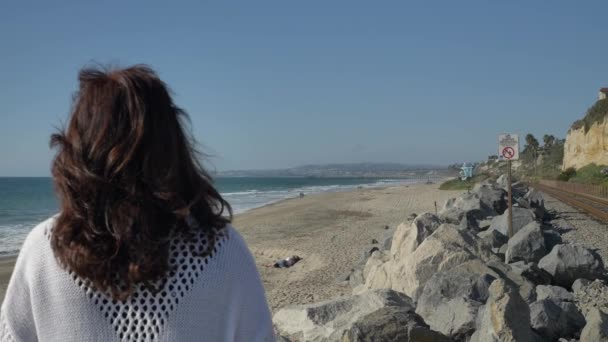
<box><xmin>460</xmin><ymin>163</ymin><xmax>474</xmax><ymax>181</ymax></box>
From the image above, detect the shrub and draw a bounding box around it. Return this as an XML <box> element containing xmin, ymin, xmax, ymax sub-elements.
<box><xmin>570</xmin><ymin>99</ymin><xmax>608</xmax><ymax>133</ymax></box>
<box><xmin>568</xmin><ymin>164</ymin><xmax>608</xmax><ymax>185</ymax></box>
<box><xmin>557</xmin><ymin>167</ymin><xmax>576</xmax><ymax>181</ymax></box>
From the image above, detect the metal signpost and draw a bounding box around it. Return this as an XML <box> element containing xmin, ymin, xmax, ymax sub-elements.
<box><xmin>498</xmin><ymin>134</ymin><xmax>519</xmax><ymax>238</ymax></box>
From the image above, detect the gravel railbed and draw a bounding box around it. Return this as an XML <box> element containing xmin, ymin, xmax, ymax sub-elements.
<box><xmin>541</xmin><ymin>192</ymin><xmax>608</xmax><ymax>263</ymax></box>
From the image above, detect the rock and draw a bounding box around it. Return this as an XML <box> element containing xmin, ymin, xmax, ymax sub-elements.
<box><xmin>364</xmin><ymin>247</ymin><xmax>379</xmax><ymax>258</ymax></box>
<box><xmin>505</xmin><ymin>221</ymin><xmax>547</xmax><ymax>263</ymax></box>
<box><xmin>496</xmin><ymin>174</ymin><xmax>508</xmax><ymax>189</ymax></box>
<box><xmin>488</xmin><ymin>207</ymin><xmax>536</xmax><ymax>236</ymax></box>
<box><xmin>509</xmin><ymin>261</ymin><xmax>552</xmax><ymax>285</ymax></box>
<box><xmin>478</xmin><ymin>218</ymin><xmax>493</xmax><ymax>231</ymax></box>
<box><xmin>416</xmin><ymin>271</ymin><xmax>494</xmax><ymax>339</ymax></box>
<box><xmin>492</xmin><ymin>244</ymin><xmax>508</xmax><ymax>259</ymax></box>
<box><xmin>371</xmin><ymin>239</ymin><xmax>378</xmax><ymax>244</ymax></box>
<box><xmin>361</xmin><ymin>251</ymin><xmax>389</xmax><ymax>284</ymax></box>
<box><xmin>524</xmin><ymin>188</ymin><xmax>547</xmax><ymax>220</ymax></box>
<box><xmin>486</xmin><ymin>259</ymin><xmax>538</xmax><ymax>304</ymax></box>
<box><xmin>458</xmin><ymin>210</ymin><xmax>481</xmax><ymax>232</ymax></box>
<box><xmin>361</xmin><ymin>224</ymin><xmax>498</xmax><ymax>297</ymax></box>
<box><xmin>543</xmin><ymin>228</ymin><xmax>563</xmax><ymax>252</ymax></box>
<box><xmin>439</xmin><ymin>192</ymin><xmax>489</xmax><ymax>224</ymax></box>
<box><xmin>276</xmin><ymin>334</ymin><xmax>292</xmax><ymax>342</ymax></box>
<box><xmin>407</xmin><ymin>213</ymin><xmax>418</xmax><ymax>220</ymax></box>
<box><xmin>273</xmin><ymin>289</ymin><xmax>414</xmax><ymax>341</ymax></box>
<box><xmin>536</xmin><ymin>285</ymin><xmax>575</xmax><ymax>302</ymax></box>
<box><xmin>478</xmin><ymin>229</ymin><xmax>508</xmax><ymax>249</ymax></box>
<box><xmin>512</xmin><ymin>181</ymin><xmax>529</xmax><ymax>197</ymax></box>
<box><xmin>572</xmin><ymin>278</ymin><xmax>593</xmax><ymax>293</ymax></box>
<box><xmin>580</xmin><ymin>308</ymin><xmax>608</xmax><ymax>342</ymax></box>
<box><xmin>538</xmin><ymin>244</ymin><xmax>605</xmax><ymax>288</ymax></box>
<box><xmin>348</xmin><ymin>268</ymin><xmax>364</xmax><ymax>288</ymax></box>
<box><xmin>573</xmin><ymin>279</ymin><xmax>608</xmax><ymax>317</ymax></box>
<box><xmin>473</xmin><ymin>183</ymin><xmax>508</xmax><ymax>215</ymax></box>
<box><xmin>381</xmin><ymin>229</ymin><xmax>395</xmax><ymax>251</ymax></box>
<box><xmin>389</xmin><ymin>213</ymin><xmax>442</xmax><ymax>257</ymax></box>
<box><xmin>340</xmin><ymin>306</ymin><xmax>451</xmax><ymax>342</ymax></box>
<box><xmin>529</xmin><ymin>299</ymin><xmax>585</xmax><ymax>340</ymax></box>
<box><xmin>470</xmin><ymin>279</ymin><xmax>536</xmax><ymax>342</ymax></box>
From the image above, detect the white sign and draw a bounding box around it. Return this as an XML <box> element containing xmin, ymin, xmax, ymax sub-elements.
<box><xmin>498</xmin><ymin>134</ymin><xmax>519</xmax><ymax>160</ymax></box>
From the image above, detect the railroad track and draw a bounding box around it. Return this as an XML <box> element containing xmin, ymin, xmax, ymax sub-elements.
<box><xmin>532</xmin><ymin>183</ymin><xmax>608</xmax><ymax>222</ymax></box>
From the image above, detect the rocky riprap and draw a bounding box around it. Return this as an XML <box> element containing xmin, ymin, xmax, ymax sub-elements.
<box><xmin>273</xmin><ymin>178</ymin><xmax>608</xmax><ymax>341</ymax></box>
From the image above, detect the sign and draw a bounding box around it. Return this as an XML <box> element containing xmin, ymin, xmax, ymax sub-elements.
<box><xmin>498</xmin><ymin>134</ymin><xmax>519</xmax><ymax>161</ymax></box>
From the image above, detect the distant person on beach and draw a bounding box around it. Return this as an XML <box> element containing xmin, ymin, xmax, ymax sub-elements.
<box><xmin>0</xmin><ymin>66</ymin><xmax>274</xmax><ymax>341</ymax></box>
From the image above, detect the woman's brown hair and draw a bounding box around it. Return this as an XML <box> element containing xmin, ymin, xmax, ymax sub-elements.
<box><xmin>50</xmin><ymin>65</ymin><xmax>231</xmax><ymax>300</ymax></box>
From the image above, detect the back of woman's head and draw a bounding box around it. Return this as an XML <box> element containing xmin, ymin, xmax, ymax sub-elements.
<box><xmin>50</xmin><ymin>65</ymin><xmax>231</xmax><ymax>300</ymax></box>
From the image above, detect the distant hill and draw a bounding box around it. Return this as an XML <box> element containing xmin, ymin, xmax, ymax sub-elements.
<box><xmin>217</xmin><ymin>162</ymin><xmax>450</xmax><ymax>178</ymax></box>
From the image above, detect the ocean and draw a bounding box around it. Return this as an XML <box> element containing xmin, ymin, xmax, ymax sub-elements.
<box><xmin>0</xmin><ymin>176</ymin><xmax>421</xmax><ymax>256</ymax></box>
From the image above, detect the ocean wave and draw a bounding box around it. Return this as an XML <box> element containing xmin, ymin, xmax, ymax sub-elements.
<box><xmin>225</xmin><ymin>178</ymin><xmax>420</xmax><ymax>214</ymax></box>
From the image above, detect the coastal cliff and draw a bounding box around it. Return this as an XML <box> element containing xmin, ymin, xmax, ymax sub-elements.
<box><xmin>563</xmin><ymin>99</ymin><xmax>608</xmax><ymax>170</ymax></box>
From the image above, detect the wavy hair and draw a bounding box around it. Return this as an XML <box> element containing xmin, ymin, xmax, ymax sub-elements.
<box><xmin>50</xmin><ymin>65</ymin><xmax>231</xmax><ymax>300</ymax></box>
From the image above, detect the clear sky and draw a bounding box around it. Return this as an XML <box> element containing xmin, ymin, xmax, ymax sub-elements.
<box><xmin>1</xmin><ymin>1</ymin><xmax>606</xmax><ymax>176</ymax></box>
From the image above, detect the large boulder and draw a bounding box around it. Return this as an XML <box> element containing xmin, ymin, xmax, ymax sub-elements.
<box><xmin>416</xmin><ymin>270</ymin><xmax>495</xmax><ymax>339</ymax></box>
<box><xmin>381</xmin><ymin>228</ymin><xmax>395</xmax><ymax>251</ymax></box>
<box><xmin>505</xmin><ymin>221</ymin><xmax>547</xmax><ymax>263</ymax></box>
<box><xmin>486</xmin><ymin>259</ymin><xmax>538</xmax><ymax>304</ymax></box>
<box><xmin>340</xmin><ymin>306</ymin><xmax>451</xmax><ymax>342</ymax></box>
<box><xmin>488</xmin><ymin>207</ymin><xmax>536</xmax><ymax>236</ymax></box>
<box><xmin>536</xmin><ymin>285</ymin><xmax>575</xmax><ymax>302</ymax></box>
<box><xmin>538</xmin><ymin>244</ymin><xmax>605</xmax><ymax>288</ymax></box>
<box><xmin>273</xmin><ymin>289</ymin><xmax>414</xmax><ymax>341</ymax></box>
<box><xmin>580</xmin><ymin>308</ymin><xmax>608</xmax><ymax>342</ymax></box>
<box><xmin>478</xmin><ymin>229</ymin><xmax>508</xmax><ymax>249</ymax></box>
<box><xmin>441</xmin><ymin>185</ymin><xmax>507</xmax><ymax>226</ymax></box>
<box><xmin>509</xmin><ymin>261</ymin><xmax>552</xmax><ymax>285</ymax></box>
<box><xmin>543</xmin><ymin>228</ymin><xmax>563</xmax><ymax>252</ymax></box>
<box><xmin>523</xmin><ymin>188</ymin><xmax>548</xmax><ymax>220</ymax></box>
<box><xmin>439</xmin><ymin>192</ymin><xmax>493</xmax><ymax>224</ymax></box>
<box><xmin>573</xmin><ymin>279</ymin><xmax>608</xmax><ymax>317</ymax></box>
<box><xmin>390</xmin><ymin>213</ymin><xmax>442</xmax><ymax>257</ymax></box>
<box><xmin>473</xmin><ymin>183</ymin><xmax>508</xmax><ymax>215</ymax></box>
<box><xmin>529</xmin><ymin>299</ymin><xmax>585</xmax><ymax>340</ymax></box>
<box><xmin>530</xmin><ymin>285</ymin><xmax>585</xmax><ymax>341</ymax></box>
<box><xmin>360</xmin><ymin>224</ymin><xmax>498</xmax><ymax>297</ymax></box>
<box><xmin>470</xmin><ymin>279</ymin><xmax>536</xmax><ymax>342</ymax></box>
<box><xmin>496</xmin><ymin>174</ymin><xmax>508</xmax><ymax>189</ymax></box>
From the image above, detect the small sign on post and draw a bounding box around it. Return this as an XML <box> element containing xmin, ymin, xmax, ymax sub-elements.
<box><xmin>498</xmin><ymin>134</ymin><xmax>519</xmax><ymax>240</ymax></box>
<box><xmin>498</xmin><ymin>134</ymin><xmax>519</xmax><ymax>161</ymax></box>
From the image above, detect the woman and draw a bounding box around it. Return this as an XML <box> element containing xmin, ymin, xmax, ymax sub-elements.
<box><xmin>0</xmin><ymin>66</ymin><xmax>275</xmax><ymax>341</ymax></box>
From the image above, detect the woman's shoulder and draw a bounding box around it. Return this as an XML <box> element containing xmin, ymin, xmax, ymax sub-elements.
<box><xmin>19</xmin><ymin>215</ymin><xmax>58</xmax><ymax>257</ymax></box>
<box><xmin>216</xmin><ymin>224</ymin><xmax>259</xmax><ymax>266</ymax></box>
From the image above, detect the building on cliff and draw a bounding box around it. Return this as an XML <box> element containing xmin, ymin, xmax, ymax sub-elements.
<box><xmin>599</xmin><ymin>88</ymin><xmax>608</xmax><ymax>100</ymax></box>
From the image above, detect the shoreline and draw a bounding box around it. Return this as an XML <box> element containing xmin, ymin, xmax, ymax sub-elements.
<box><xmin>0</xmin><ymin>181</ymin><xmax>453</xmax><ymax>307</ymax></box>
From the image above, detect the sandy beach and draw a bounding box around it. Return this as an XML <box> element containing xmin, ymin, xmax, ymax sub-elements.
<box><xmin>234</xmin><ymin>182</ymin><xmax>457</xmax><ymax>312</ymax></box>
<box><xmin>0</xmin><ymin>183</ymin><xmax>458</xmax><ymax>310</ymax></box>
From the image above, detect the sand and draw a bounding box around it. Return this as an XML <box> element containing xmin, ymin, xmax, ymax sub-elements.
<box><xmin>0</xmin><ymin>257</ymin><xmax>14</xmax><ymax>303</ymax></box>
<box><xmin>234</xmin><ymin>183</ymin><xmax>457</xmax><ymax>312</ymax></box>
<box><xmin>0</xmin><ymin>183</ymin><xmax>459</xmax><ymax>311</ymax></box>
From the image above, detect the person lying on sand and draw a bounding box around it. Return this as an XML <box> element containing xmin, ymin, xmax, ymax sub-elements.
<box><xmin>270</xmin><ymin>255</ymin><xmax>302</xmax><ymax>268</ymax></box>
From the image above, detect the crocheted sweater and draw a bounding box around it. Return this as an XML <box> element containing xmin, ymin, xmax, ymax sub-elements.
<box><xmin>0</xmin><ymin>217</ymin><xmax>275</xmax><ymax>342</ymax></box>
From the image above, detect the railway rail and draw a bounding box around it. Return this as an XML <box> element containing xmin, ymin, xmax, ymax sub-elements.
<box><xmin>531</xmin><ymin>181</ymin><xmax>608</xmax><ymax>222</ymax></box>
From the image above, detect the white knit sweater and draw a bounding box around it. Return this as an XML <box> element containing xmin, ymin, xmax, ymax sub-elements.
<box><xmin>0</xmin><ymin>217</ymin><xmax>275</xmax><ymax>342</ymax></box>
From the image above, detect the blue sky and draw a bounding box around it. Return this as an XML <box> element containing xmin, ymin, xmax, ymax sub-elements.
<box><xmin>1</xmin><ymin>1</ymin><xmax>606</xmax><ymax>176</ymax></box>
